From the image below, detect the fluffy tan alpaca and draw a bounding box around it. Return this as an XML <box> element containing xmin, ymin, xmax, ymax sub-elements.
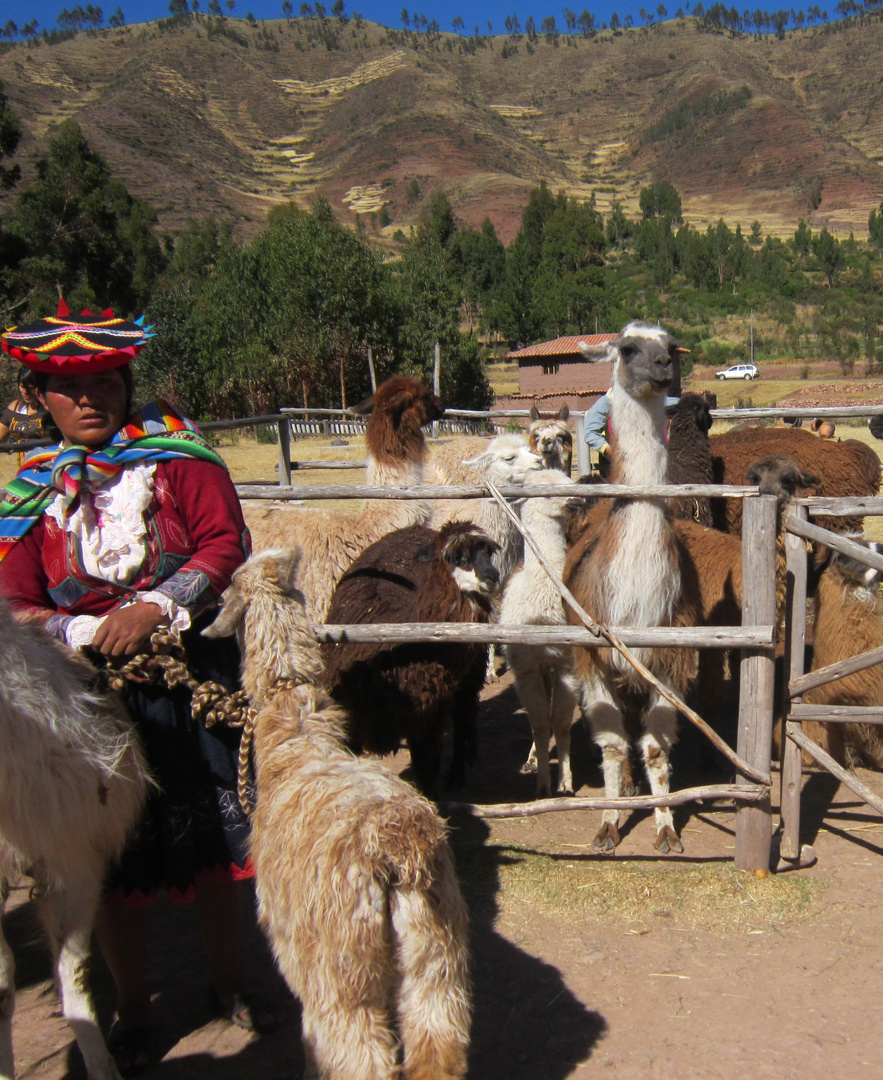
<box><xmin>204</xmin><ymin>548</ymin><xmax>471</xmax><ymax>1080</ymax></box>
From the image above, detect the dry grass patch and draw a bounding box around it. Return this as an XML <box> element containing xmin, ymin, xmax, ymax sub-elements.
<box><xmin>459</xmin><ymin>841</ymin><xmax>824</xmax><ymax>936</ymax></box>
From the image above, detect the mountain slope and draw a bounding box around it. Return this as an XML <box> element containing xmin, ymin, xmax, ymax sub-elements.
<box><xmin>1</xmin><ymin>16</ymin><xmax>881</xmax><ymax>243</ymax></box>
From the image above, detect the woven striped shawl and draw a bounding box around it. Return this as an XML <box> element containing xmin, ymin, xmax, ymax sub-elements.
<box><xmin>0</xmin><ymin>400</ymin><xmax>227</xmax><ymax>563</ymax></box>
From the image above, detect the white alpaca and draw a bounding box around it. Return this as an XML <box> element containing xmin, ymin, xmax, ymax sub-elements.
<box><xmin>243</xmin><ymin>376</ymin><xmax>443</xmax><ymax>623</ymax></box>
<box><xmin>501</xmin><ymin>469</ymin><xmax>580</xmax><ymax>798</ymax></box>
<box><xmin>430</xmin><ymin>433</ymin><xmax>542</xmax><ymax>583</ymax></box>
<box><xmin>203</xmin><ymin>549</ymin><xmax>471</xmax><ymax>1080</ymax></box>
<box><xmin>0</xmin><ymin>597</ymin><xmax>148</xmax><ymax>1080</ymax></box>
<box><xmin>566</xmin><ymin>322</ymin><xmax>698</xmax><ymax>854</ymax></box>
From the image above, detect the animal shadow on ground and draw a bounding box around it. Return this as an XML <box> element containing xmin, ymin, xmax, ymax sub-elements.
<box><xmin>6</xmin><ymin>879</ymin><xmax>302</xmax><ymax>1079</ymax></box>
<box><xmin>449</xmin><ymin>814</ymin><xmax>607</xmax><ymax>1079</ymax></box>
<box><xmin>441</xmin><ymin>679</ymin><xmax>606</xmax><ymax>1077</ymax></box>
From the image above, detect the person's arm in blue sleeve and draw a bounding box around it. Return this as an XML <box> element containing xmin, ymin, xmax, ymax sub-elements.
<box><xmin>583</xmin><ymin>391</ymin><xmax>612</xmax><ymax>457</ymax></box>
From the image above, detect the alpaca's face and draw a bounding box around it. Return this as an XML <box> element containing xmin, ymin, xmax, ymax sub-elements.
<box><xmin>830</xmin><ymin>541</ymin><xmax>883</xmax><ymax>590</ymax></box>
<box><xmin>528</xmin><ymin>420</ymin><xmax>573</xmax><ymax>472</ymax></box>
<box><xmin>615</xmin><ymin>331</ymin><xmax>679</xmax><ymax>400</ymax></box>
<box><xmin>745</xmin><ymin>454</ymin><xmax>821</xmax><ymax>507</ymax></box>
<box><xmin>445</xmin><ymin>540</ymin><xmax>501</xmax><ymax>597</ymax></box>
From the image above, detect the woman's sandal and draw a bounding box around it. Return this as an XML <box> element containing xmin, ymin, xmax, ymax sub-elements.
<box><xmin>107</xmin><ymin>1020</ymin><xmax>155</xmax><ymax>1077</ymax></box>
<box><xmin>208</xmin><ymin>987</ymin><xmax>286</xmax><ymax>1034</ymax></box>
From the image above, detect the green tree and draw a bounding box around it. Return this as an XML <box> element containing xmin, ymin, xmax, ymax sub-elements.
<box><xmin>0</xmin><ymin>81</ymin><xmax>22</xmax><ymax>191</ymax></box>
<box><xmin>813</xmin><ymin>228</ymin><xmax>843</xmax><ymax>288</ymax></box>
<box><xmin>5</xmin><ymin>120</ymin><xmax>164</xmax><ymax>318</ymax></box>
<box><xmin>395</xmin><ymin>231</ymin><xmax>492</xmax><ymax>409</ymax></box>
<box><xmin>869</xmin><ymin>199</ymin><xmax>883</xmax><ymax>249</ymax></box>
<box><xmin>418</xmin><ymin>190</ymin><xmax>458</xmax><ymax>249</ymax></box>
<box><xmin>793</xmin><ymin>218</ymin><xmax>812</xmax><ymax>255</ymax></box>
<box><xmin>638</xmin><ymin>180</ymin><xmax>683</xmax><ymax>224</ymax></box>
<box><xmin>448</xmin><ymin>217</ymin><xmax>506</xmax><ymax>329</ymax></box>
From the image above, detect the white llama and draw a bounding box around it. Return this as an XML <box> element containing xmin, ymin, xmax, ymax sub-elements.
<box><xmin>501</xmin><ymin>469</ymin><xmax>580</xmax><ymax>798</ymax></box>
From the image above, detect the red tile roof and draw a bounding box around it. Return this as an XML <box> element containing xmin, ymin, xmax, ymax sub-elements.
<box><xmin>507</xmin><ymin>333</ymin><xmax>618</xmax><ymax>359</ymax></box>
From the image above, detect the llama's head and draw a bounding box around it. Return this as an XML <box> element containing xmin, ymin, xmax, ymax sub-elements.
<box><xmin>745</xmin><ymin>454</ymin><xmax>821</xmax><ymax>510</ymax></box>
<box><xmin>825</xmin><ymin>538</ymin><xmax>883</xmax><ymax>602</ymax></box>
<box><xmin>462</xmin><ymin>433</ymin><xmax>543</xmax><ymax>485</ymax></box>
<box><xmin>580</xmin><ymin>322</ymin><xmax>687</xmax><ymax>401</ymax></box>
<box><xmin>351</xmin><ymin>376</ymin><xmax>444</xmax><ymax>468</ymax></box>
<box><xmin>416</xmin><ymin>522</ymin><xmax>501</xmax><ymax>598</ymax></box>
<box><xmin>202</xmin><ymin>547</ymin><xmax>323</xmax><ymax>697</ymax></box>
<box><xmin>667</xmin><ymin>391</ymin><xmax>715</xmax><ymax>437</ymax></box>
<box><xmin>528</xmin><ymin>403</ymin><xmax>573</xmax><ymax>473</ymax></box>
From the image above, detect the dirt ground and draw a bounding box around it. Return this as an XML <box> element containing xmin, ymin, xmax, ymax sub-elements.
<box><xmin>6</xmin><ymin>665</ymin><xmax>883</xmax><ymax>1080</ymax></box>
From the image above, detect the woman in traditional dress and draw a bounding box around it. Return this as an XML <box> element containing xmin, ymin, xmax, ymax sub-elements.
<box><xmin>0</xmin><ymin>302</ymin><xmax>280</xmax><ymax>1075</ymax></box>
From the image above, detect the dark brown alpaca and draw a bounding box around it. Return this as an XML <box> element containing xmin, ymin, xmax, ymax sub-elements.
<box><xmin>322</xmin><ymin>521</ymin><xmax>500</xmax><ymax>796</ymax></box>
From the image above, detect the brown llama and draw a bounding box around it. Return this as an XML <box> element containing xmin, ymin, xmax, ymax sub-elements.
<box><xmin>203</xmin><ymin>549</ymin><xmax>471</xmax><ymax>1080</ymax></box>
<box><xmin>565</xmin><ymin>322</ymin><xmax>698</xmax><ymax>854</ymax></box>
<box><xmin>242</xmin><ymin>376</ymin><xmax>444</xmax><ymax>622</ymax></box>
<box><xmin>799</xmin><ymin>540</ymin><xmax>883</xmax><ymax>770</ymax></box>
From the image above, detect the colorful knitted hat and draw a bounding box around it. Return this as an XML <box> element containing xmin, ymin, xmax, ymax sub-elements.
<box><xmin>1</xmin><ymin>298</ymin><xmax>154</xmax><ymax>375</ymax></box>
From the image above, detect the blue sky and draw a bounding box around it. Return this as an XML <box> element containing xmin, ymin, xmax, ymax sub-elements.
<box><xmin>4</xmin><ymin>0</ymin><xmax>643</xmax><ymax>38</ymax></box>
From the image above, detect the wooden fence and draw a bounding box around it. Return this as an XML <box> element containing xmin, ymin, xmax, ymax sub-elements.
<box><xmin>6</xmin><ymin>401</ymin><xmax>882</xmax><ymax>874</ymax></box>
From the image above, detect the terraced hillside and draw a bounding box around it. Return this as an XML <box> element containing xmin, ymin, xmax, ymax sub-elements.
<box><xmin>1</xmin><ymin>15</ymin><xmax>881</xmax><ymax>243</ymax></box>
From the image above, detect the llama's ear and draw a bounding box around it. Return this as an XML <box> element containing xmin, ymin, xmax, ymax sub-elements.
<box><xmin>558</xmin><ymin>403</ymin><xmax>570</xmax><ymax>421</ymax></box>
<box><xmin>349</xmin><ymin>390</ymin><xmax>376</xmax><ymax>416</ymax></box>
<box><xmin>462</xmin><ymin>451</ymin><xmax>489</xmax><ymax>469</ymax></box>
<box><xmin>202</xmin><ymin>589</ymin><xmax>247</xmax><ymax>638</ymax></box>
<box><xmin>415</xmin><ymin>541</ymin><xmax>435</xmax><ymax>563</ymax></box>
<box><xmin>276</xmin><ymin>547</ymin><xmax>302</xmax><ymax>591</ymax></box>
<box><xmin>798</xmin><ymin>469</ymin><xmax>822</xmax><ymax>490</ymax></box>
<box><xmin>578</xmin><ymin>340</ymin><xmax>611</xmax><ymax>362</ymax></box>
<box><xmin>529</xmin><ymin>404</ymin><xmax>540</xmax><ymax>421</ymax></box>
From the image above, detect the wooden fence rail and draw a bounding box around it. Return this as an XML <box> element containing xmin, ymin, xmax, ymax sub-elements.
<box><xmin>780</xmin><ymin>502</ymin><xmax>883</xmax><ymax>866</ymax></box>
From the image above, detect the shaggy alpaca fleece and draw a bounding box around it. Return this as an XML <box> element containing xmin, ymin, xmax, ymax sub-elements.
<box><xmin>205</xmin><ymin>549</ymin><xmax>472</xmax><ymax>1080</ymax></box>
<box><xmin>0</xmin><ymin>597</ymin><xmax>148</xmax><ymax>1080</ymax></box>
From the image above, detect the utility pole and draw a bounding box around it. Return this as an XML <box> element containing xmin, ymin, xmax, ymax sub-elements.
<box><xmin>750</xmin><ymin>308</ymin><xmax>755</xmax><ymax>365</ymax></box>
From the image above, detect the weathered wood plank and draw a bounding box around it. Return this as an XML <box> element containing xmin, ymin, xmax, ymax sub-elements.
<box><xmin>799</xmin><ymin>497</ymin><xmax>883</xmax><ymax>518</ymax></box>
<box><xmin>236</xmin><ymin>481</ymin><xmax>756</xmax><ymax>501</ymax></box>
<box><xmin>789</xmin><ymin>644</ymin><xmax>883</xmax><ymax>697</ymax></box>
<box><xmin>781</xmin><ymin>504</ymin><xmax>809</xmax><ymax>861</ymax></box>
<box><xmin>735</xmin><ymin>494</ymin><xmax>778</xmax><ymax>873</ymax></box>
<box><xmin>784</xmin><ymin>514</ymin><xmax>883</xmax><ymax>572</ymax></box>
<box><xmin>790</xmin><ymin>703</ymin><xmax>883</xmax><ymax>722</ymax></box>
<box><xmin>441</xmin><ymin>784</ymin><xmax>768</xmax><ymax>819</ymax></box>
<box><xmin>786</xmin><ymin>725</ymin><xmax>883</xmax><ymax>820</ymax></box>
<box><xmin>315</xmin><ymin>623</ymin><xmax>774</xmax><ymax>648</ymax></box>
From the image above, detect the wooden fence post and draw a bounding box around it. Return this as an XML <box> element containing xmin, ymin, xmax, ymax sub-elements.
<box><xmin>574</xmin><ymin>412</ymin><xmax>589</xmax><ymax>477</ymax></box>
<box><xmin>276</xmin><ymin>417</ymin><xmax>291</xmax><ymax>486</ymax></box>
<box><xmin>780</xmin><ymin>504</ymin><xmax>808</xmax><ymax>860</ymax></box>
<box><xmin>432</xmin><ymin>342</ymin><xmax>440</xmax><ymax>440</ymax></box>
<box><xmin>735</xmin><ymin>493</ymin><xmax>778</xmax><ymax>873</ymax></box>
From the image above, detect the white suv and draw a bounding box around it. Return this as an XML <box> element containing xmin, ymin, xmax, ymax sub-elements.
<box><xmin>716</xmin><ymin>363</ymin><xmax>759</xmax><ymax>380</ymax></box>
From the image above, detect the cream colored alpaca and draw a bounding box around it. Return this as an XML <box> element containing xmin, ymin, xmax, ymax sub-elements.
<box><xmin>204</xmin><ymin>549</ymin><xmax>471</xmax><ymax>1080</ymax></box>
<box><xmin>501</xmin><ymin>470</ymin><xmax>579</xmax><ymax>797</ymax></box>
<box><xmin>243</xmin><ymin>376</ymin><xmax>443</xmax><ymax>623</ymax></box>
<box><xmin>528</xmin><ymin>404</ymin><xmax>573</xmax><ymax>474</ymax></box>
<box><xmin>430</xmin><ymin>433</ymin><xmax>542</xmax><ymax>582</ymax></box>
<box><xmin>0</xmin><ymin>597</ymin><xmax>148</xmax><ymax>1080</ymax></box>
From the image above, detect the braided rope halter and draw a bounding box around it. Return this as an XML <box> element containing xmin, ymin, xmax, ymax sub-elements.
<box><xmin>95</xmin><ymin>631</ymin><xmax>304</xmax><ymax>814</ymax></box>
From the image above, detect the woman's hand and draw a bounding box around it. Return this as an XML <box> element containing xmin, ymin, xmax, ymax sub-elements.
<box><xmin>90</xmin><ymin>601</ymin><xmax>165</xmax><ymax>658</ymax></box>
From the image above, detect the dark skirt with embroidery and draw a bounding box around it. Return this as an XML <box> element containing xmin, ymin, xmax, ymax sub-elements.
<box><xmin>104</xmin><ymin>616</ymin><xmax>253</xmax><ymax>905</ymax></box>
